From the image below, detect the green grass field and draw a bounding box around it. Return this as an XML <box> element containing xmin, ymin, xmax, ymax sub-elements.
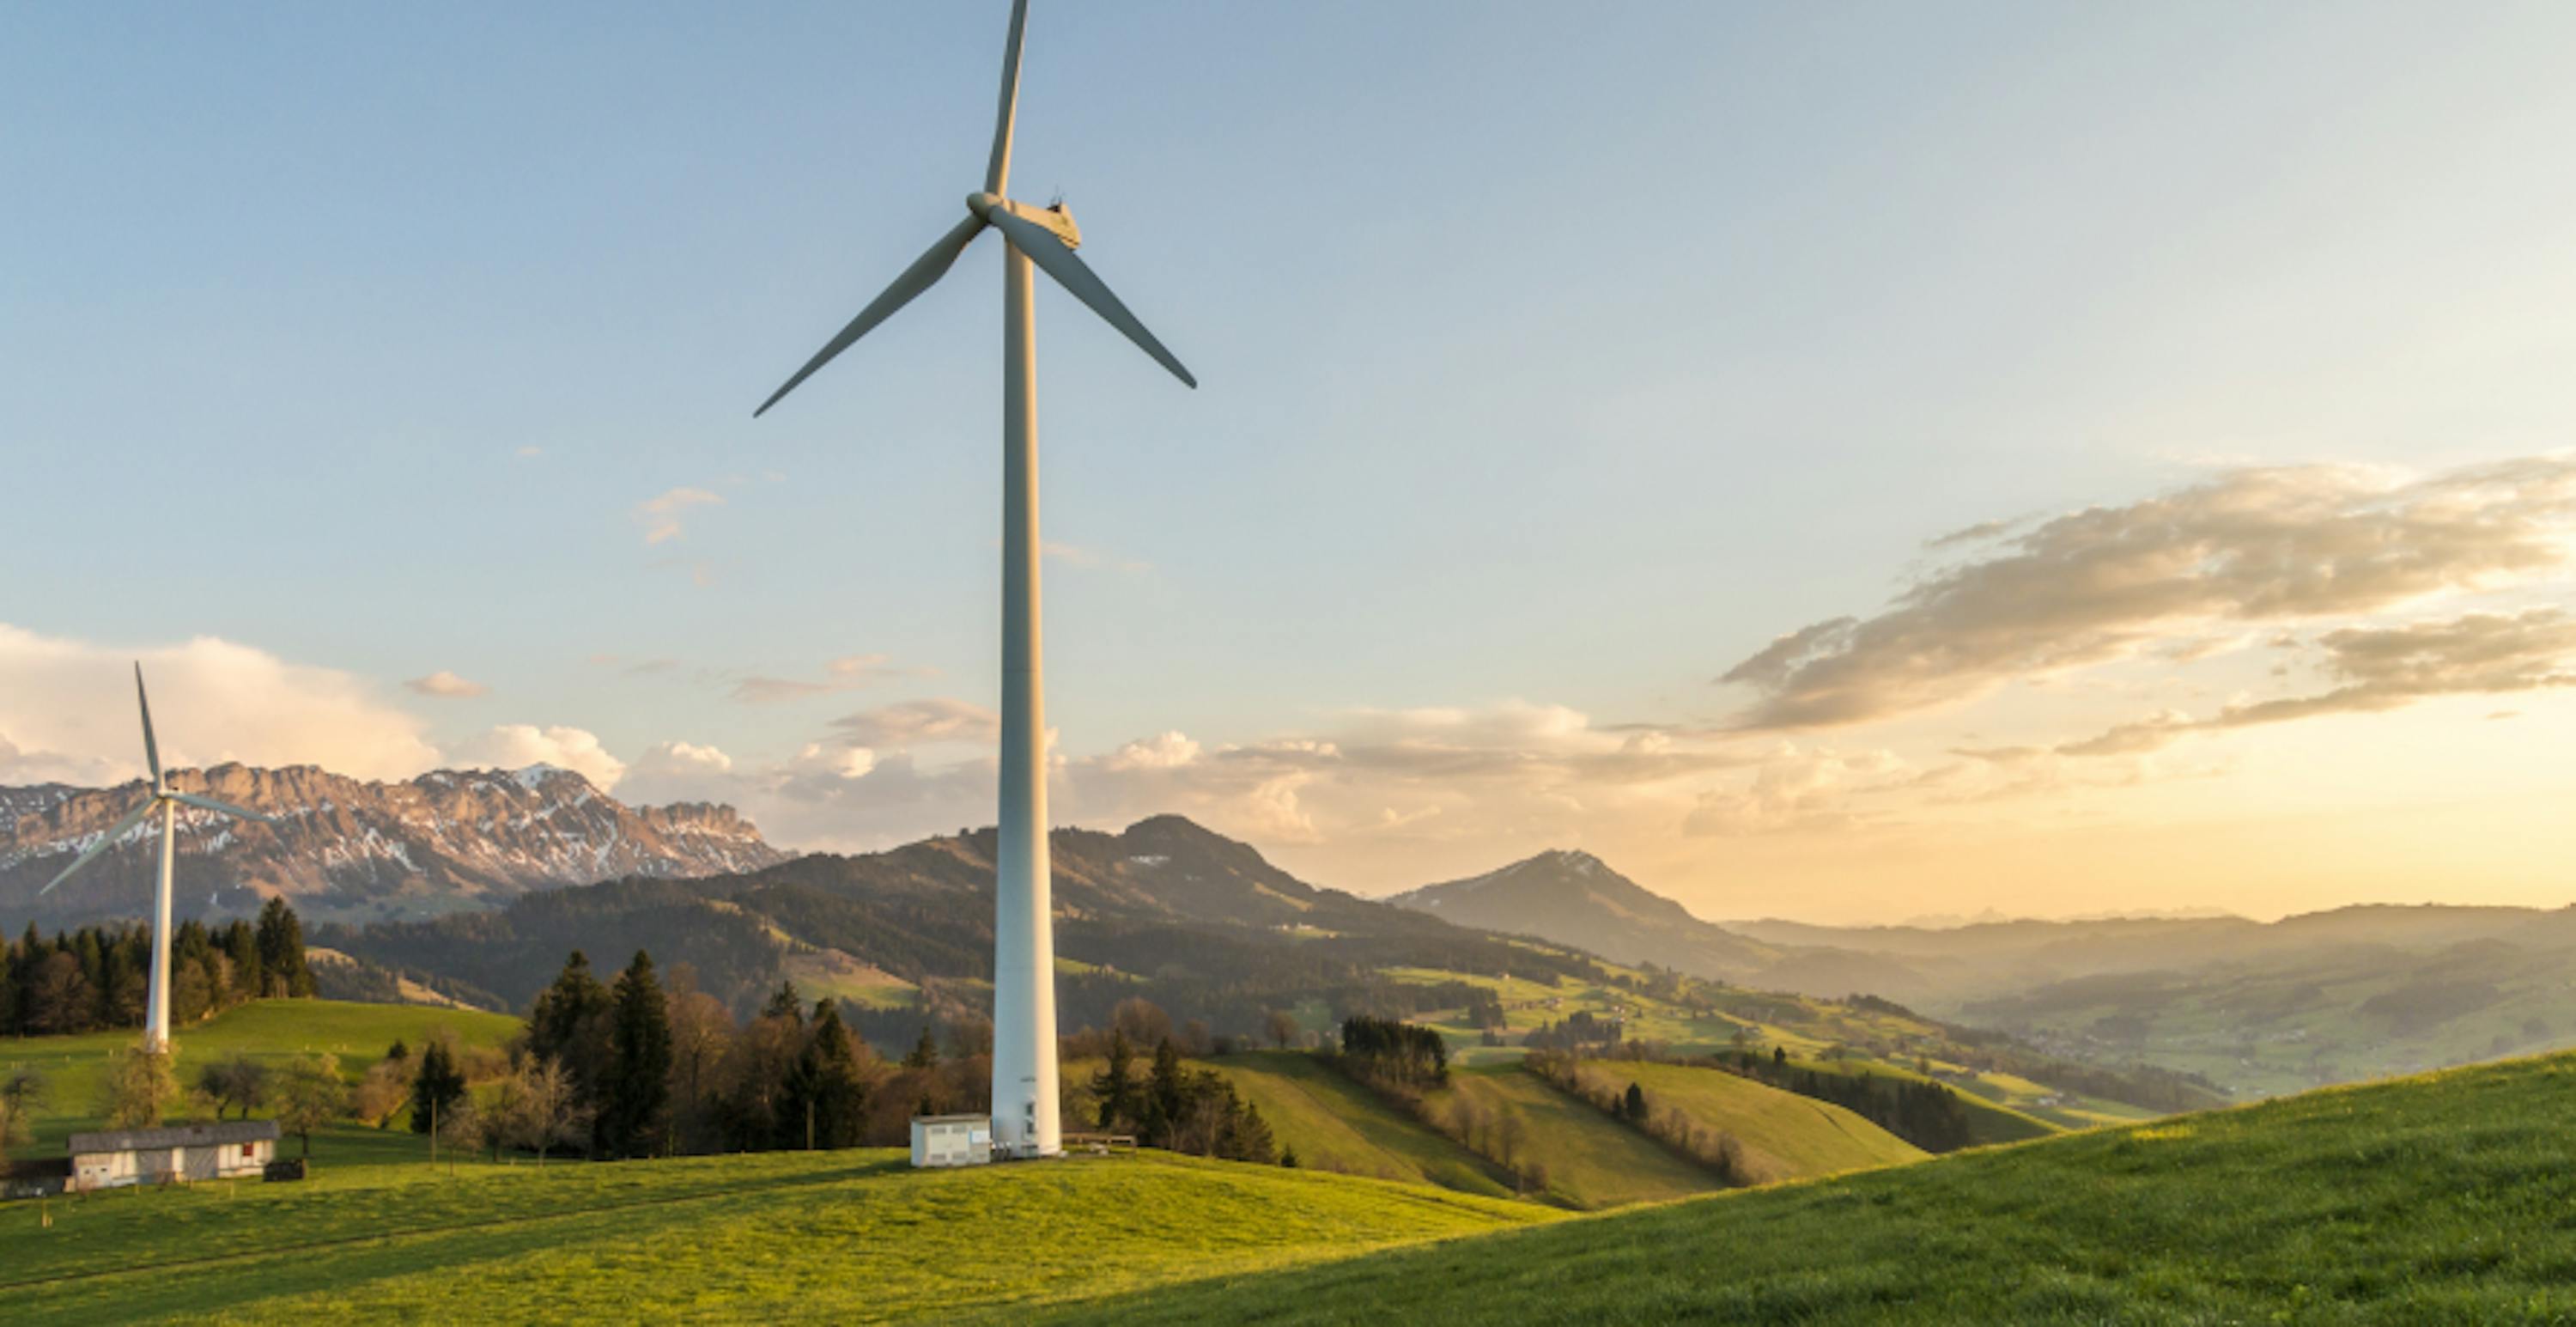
<box><xmin>1</xmin><ymin>1001</ymin><xmax>522</xmax><ymax>1152</ymax></box>
<box><xmin>1588</xmin><ymin>1062</ymin><xmax>1923</xmax><ymax>1182</ymax></box>
<box><xmin>1205</xmin><ymin>1052</ymin><xmax>1516</xmax><ymax>1197</ymax></box>
<box><xmin>0</xmin><ymin>1149</ymin><xmax>1558</xmax><ymax>1324</ymax></box>
<box><xmin>1039</xmin><ymin>1050</ymin><xmax>2576</xmax><ymax>1324</ymax></box>
<box><xmin>1421</xmin><ymin>1064</ymin><xmax>1716</xmax><ymax>1209</ymax></box>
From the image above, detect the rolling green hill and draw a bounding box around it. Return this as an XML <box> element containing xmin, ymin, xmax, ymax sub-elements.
<box><xmin>1203</xmin><ymin>1052</ymin><xmax>1516</xmax><ymax>1197</ymax></box>
<box><xmin>1</xmin><ymin>1000</ymin><xmax>521</xmax><ymax>1152</ymax></box>
<box><xmin>1585</xmin><ymin>1062</ymin><xmax>1923</xmax><ymax>1182</ymax></box>
<box><xmin>1420</xmin><ymin>1064</ymin><xmax>1716</xmax><ymax>1209</ymax></box>
<box><xmin>0</xmin><ymin>1150</ymin><xmax>1557</xmax><ymax>1324</ymax></box>
<box><xmin>1038</xmin><ymin>1050</ymin><xmax>2576</xmax><ymax>1325</ymax></box>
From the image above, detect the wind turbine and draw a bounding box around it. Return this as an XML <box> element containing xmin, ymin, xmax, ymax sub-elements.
<box><xmin>39</xmin><ymin>665</ymin><xmax>276</xmax><ymax>1052</ymax></box>
<box><xmin>752</xmin><ymin>0</ymin><xmax>1194</xmax><ymax>1160</ymax></box>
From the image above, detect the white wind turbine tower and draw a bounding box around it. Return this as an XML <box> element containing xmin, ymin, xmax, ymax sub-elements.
<box><xmin>751</xmin><ymin>0</ymin><xmax>1194</xmax><ymax>1159</ymax></box>
<box><xmin>40</xmin><ymin>665</ymin><xmax>277</xmax><ymax>1053</ymax></box>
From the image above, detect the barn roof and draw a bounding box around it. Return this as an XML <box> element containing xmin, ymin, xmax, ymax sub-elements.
<box><xmin>68</xmin><ymin>1120</ymin><xmax>282</xmax><ymax>1154</ymax></box>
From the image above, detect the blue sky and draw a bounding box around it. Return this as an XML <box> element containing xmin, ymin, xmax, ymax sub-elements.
<box><xmin>9</xmin><ymin>3</ymin><xmax>2576</xmax><ymax>920</ymax></box>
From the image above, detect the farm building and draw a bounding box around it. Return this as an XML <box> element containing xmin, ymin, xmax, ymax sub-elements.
<box><xmin>67</xmin><ymin>1120</ymin><xmax>280</xmax><ymax>1191</ymax></box>
<box><xmin>910</xmin><ymin>1114</ymin><xmax>993</xmax><ymax>1168</ymax></box>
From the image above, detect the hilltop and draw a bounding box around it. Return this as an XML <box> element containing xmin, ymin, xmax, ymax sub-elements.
<box><xmin>1390</xmin><ymin>850</ymin><xmax>1778</xmax><ymax>980</ymax></box>
<box><xmin>0</xmin><ymin>764</ymin><xmax>782</xmax><ymax>926</ymax></box>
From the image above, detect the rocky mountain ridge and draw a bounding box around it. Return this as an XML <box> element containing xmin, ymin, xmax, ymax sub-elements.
<box><xmin>0</xmin><ymin>762</ymin><xmax>786</xmax><ymax>924</ymax></box>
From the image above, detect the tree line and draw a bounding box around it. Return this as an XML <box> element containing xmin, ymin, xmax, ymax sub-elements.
<box><xmin>1704</xmin><ymin>1047</ymin><xmax>1975</xmax><ymax>1152</ymax></box>
<box><xmin>0</xmin><ymin>899</ymin><xmax>314</xmax><ymax>1038</ymax></box>
<box><xmin>1086</xmin><ymin>1029</ymin><xmax>1279</xmax><ymax>1164</ymax></box>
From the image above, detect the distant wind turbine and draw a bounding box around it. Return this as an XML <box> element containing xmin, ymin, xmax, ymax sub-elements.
<box><xmin>41</xmin><ymin>665</ymin><xmax>276</xmax><ymax>1052</ymax></box>
<box><xmin>752</xmin><ymin>0</ymin><xmax>1194</xmax><ymax>1160</ymax></box>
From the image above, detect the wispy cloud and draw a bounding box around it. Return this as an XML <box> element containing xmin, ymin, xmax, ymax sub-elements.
<box><xmin>728</xmin><ymin>654</ymin><xmax>930</xmax><ymax>705</ymax></box>
<box><xmin>634</xmin><ymin>487</ymin><xmax>724</xmax><ymax>545</ymax></box>
<box><xmin>403</xmin><ymin>670</ymin><xmax>489</xmax><ymax>699</ymax></box>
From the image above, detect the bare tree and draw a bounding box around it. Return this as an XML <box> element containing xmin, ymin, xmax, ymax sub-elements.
<box><xmin>1494</xmin><ymin>1111</ymin><xmax>1526</xmax><ymax>1170</ymax></box>
<box><xmin>271</xmin><ymin>1054</ymin><xmax>346</xmax><ymax>1160</ymax></box>
<box><xmin>495</xmin><ymin>1056</ymin><xmax>591</xmax><ymax>1166</ymax></box>
<box><xmin>665</xmin><ymin>968</ymin><xmax>734</xmax><ymax>1154</ymax></box>
<box><xmin>0</xmin><ymin>1068</ymin><xmax>46</xmax><ymax>1152</ymax></box>
<box><xmin>351</xmin><ymin>1057</ymin><xmax>411</xmax><ymax>1129</ymax></box>
<box><xmin>1263</xmin><ymin>1010</ymin><xmax>1299</xmax><ymax>1050</ymax></box>
<box><xmin>195</xmin><ymin>1053</ymin><xmax>269</xmax><ymax>1120</ymax></box>
<box><xmin>99</xmin><ymin>1044</ymin><xmax>180</xmax><ymax>1129</ymax></box>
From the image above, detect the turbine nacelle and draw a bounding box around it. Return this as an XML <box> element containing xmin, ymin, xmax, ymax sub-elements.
<box><xmin>967</xmin><ymin>192</ymin><xmax>1081</xmax><ymax>250</ymax></box>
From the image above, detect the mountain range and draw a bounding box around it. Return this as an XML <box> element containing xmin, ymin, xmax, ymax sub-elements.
<box><xmin>0</xmin><ymin>763</ymin><xmax>784</xmax><ymax>925</ymax></box>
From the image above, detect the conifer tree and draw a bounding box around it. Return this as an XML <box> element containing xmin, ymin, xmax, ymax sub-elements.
<box><xmin>527</xmin><ymin>951</ymin><xmax>613</xmax><ymax>1104</ymax></box>
<box><xmin>1091</xmin><ymin>1029</ymin><xmax>1139</xmax><ymax>1130</ymax></box>
<box><xmin>781</xmin><ymin>1000</ymin><xmax>870</xmax><ymax>1150</ymax></box>
<box><xmin>253</xmin><ymin>898</ymin><xmax>313</xmax><ymax>997</ymax></box>
<box><xmin>761</xmin><ymin>980</ymin><xmax>806</xmax><ymax>1026</ymax></box>
<box><xmin>1145</xmin><ymin>1037</ymin><xmax>1187</xmax><ymax>1147</ymax></box>
<box><xmin>903</xmin><ymin>1025</ymin><xmax>939</xmax><ymax>1069</ymax></box>
<box><xmin>408</xmin><ymin>1040</ymin><xmax>469</xmax><ymax>1135</ymax></box>
<box><xmin>600</xmin><ymin>951</ymin><xmax>673</xmax><ymax>1157</ymax></box>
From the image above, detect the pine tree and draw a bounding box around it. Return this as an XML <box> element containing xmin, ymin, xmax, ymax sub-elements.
<box><xmin>903</xmin><ymin>1026</ymin><xmax>939</xmax><ymax>1069</ymax></box>
<box><xmin>1624</xmin><ymin>1081</ymin><xmax>1648</xmax><ymax>1122</ymax></box>
<box><xmin>253</xmin><ymin>898</ymin><xmax>312</xmax><ymax>997</ymax></box>
<box><xmin>1091</xmin><ymin>1029</ymin><xmax>1139</xmax><ymax>1131</ymax></box>
<box><xmin>1221</xmin><ymin>1099</ymin><xmax>1278</xmax><ymax>1165</ymax></box>
<box><xmin>761</xmin><ymin>980</ymin><xmax>806</xmax><ymax>1025</ymax></box>
<box><xmin>527</xmin><ymin>952</ymin><xmax>613</xmax><ymax>1105</ymax></box>
<box><xmin>408</xmin><ymin>1040</ymin><xmax>468</xmax><ymax>1135</ymax></box>
<box><xmin>224</xmin><ymin>922</ymin><xmax>264</xmax><ymax>1002</ymax></box>
<box><xmin>781</xmin><ymin>1001</ymin><xmax>871</xmax><ymax>1150</ymax></box>
<box><xmin>1145</xmin><ymin>1037</ymin><xmax>1186</xmax><ymax>1147</ymax></box>
<box><xmin>600</xmin><ymin>951</ymin><xmax>673</xmax><ymax>1157</ymax></box>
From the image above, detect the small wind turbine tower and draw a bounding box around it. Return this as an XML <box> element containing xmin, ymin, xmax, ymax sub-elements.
<box><xmin>41</xmin><ymin>665</ymin><xmax>277</xmax><ymax>1052</ymax></box>
<box><xmin>751</xmin><ymin>0</ymin><xmax>1195</xmax><ymax>1159</ymax></box>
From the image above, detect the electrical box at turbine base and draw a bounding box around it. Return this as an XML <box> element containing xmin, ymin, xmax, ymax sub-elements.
<box><xmin>910</xmin><ymin>1115</ymin><xmax>993</xmax><ymax>1168</ymax></box>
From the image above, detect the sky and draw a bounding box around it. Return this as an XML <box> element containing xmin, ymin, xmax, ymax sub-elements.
<box><xmin>6</xmin><ymin>1</ymin><xmax>2576</xmax><ymax>924</ymax></box>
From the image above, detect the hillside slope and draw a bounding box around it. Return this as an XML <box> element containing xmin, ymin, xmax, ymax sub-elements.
<box><xmin>1205</xmin><ymin>1052</ymin><xmax>1517</xmax><ymax>1197</ymax></box>
<box><xmin>3</xmin><ymin>999</ymin><xmax>523</xmax><ymax>1150</ymax></box>
<box><xmin>1422</xmin><ymin>1064</ymin><xmax>1717</xmax><ymax>1210</ymax></box>
<box><xmin>1042</xmin><ymin>1050</ymin><xmax>2576</xmax><ymax>1324</ymax></box>
<box><xmin>1581</xmin><ymin>1062</ymin><xmax>1924</xmax><ymax>1182</ymax></box>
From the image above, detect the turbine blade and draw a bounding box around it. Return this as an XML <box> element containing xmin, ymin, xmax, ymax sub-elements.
<box><xmin>39</xmin><ymin>800</ymin><xmax>155</xmax><ymax>896</ymax></box>
<box><xmin>754</xmin><ymin>214</ymin><xmax>988</xmax><ymax>417</ymax></box>
<box><xmin>987</xmin><ymin>210</ymin><xmax>1198</xmax><ymax>388</ymax></box>
<box><xmin>167</xmin><ymin>791</ymin><xmax>276</xmax><ymax>825</ymax></box>
<box><xmin>985</xmin><ymin>0</ymin><xmax>1031</xmax><ymax>195</ymax></box>
<box><xmin>135</xmin><ymin>662</ymin><xmax>162</xmax><ymax>787</ymax></box>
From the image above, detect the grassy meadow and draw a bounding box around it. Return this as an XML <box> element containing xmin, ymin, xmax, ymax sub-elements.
<box><xmin>1585</xmin><ymin>1061</ymin><xmax>1924</xmax><ymax>1182</ymax></box>
<box><xmin>0</xmin><ymin>1148</ymin><xmax>1556</xmax><ymax>1324</ymax></box>
<box><xmin>1</xmin><ymin>1000</ymin><xmax>521</xmax><ymax>1150</ymax></box>
<box><xmin>1042</xmin><ymin>1050</ymin><xmax>2576</xmax><ymax>1325</ymax></box>
<box><xmin>1419</xmin><ymin>1063</ymin><xmax>1715</xmax><ymax>1209</ymax></box>
<box><xmin>1204</xmin><ymin>1051</ymin><xmax>1517</xmax><ymax>1197</ymax></box>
